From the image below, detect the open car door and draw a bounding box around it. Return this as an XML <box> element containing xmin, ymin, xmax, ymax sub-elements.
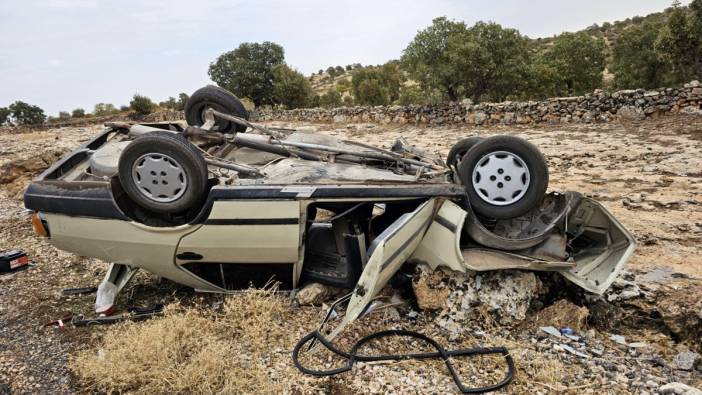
<box><xmin>325</xmin><ymin>198</ymin><xmax>437</xmax><ymax>340</ymax></box>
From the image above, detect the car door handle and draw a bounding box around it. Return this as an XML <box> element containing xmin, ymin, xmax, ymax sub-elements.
<box><xmin>176</xmin><ymin>252</ymin><xmax>203</xmax><ymax>261</ymax></box>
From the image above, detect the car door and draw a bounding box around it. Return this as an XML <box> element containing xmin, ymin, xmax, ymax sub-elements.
<box><xmin>174</xmin><ymin>200</ymin><xmax>302</xmax><ymax>289</ymax></box>
<box><xmin>176</xmin><ymin>200</ymin><xmax>301</xmax><ymax>263</ymax></box>
<box><xmin>326</xmin><ymin>198</ymin><xmax>437</xmax><ymax>340</ymax></box>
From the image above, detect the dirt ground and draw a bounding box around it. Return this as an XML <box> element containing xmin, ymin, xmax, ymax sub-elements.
<box><xmin>0</xmin><ymin>116</ymin><xmax>701</xmax><ymax>394</ymax></box>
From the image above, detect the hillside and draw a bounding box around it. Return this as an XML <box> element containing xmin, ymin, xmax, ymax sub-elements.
<box><xmin>310</xmin><ymin>4</ymin><xmax>679</xmax><ymax>95</ymax></box>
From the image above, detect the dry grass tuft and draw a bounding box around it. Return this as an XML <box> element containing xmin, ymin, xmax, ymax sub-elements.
<box><xmin>70</xmin><ymin>287</ymin><xmax>307</xmax><ymax>394</ymax></box>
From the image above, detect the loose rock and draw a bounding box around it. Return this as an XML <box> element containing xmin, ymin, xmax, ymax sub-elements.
<box><xmin>673</xmin><ymin>351</ymin><xmax>701</xmax><ymax>371</ymax></box>
<box><xmin>295</xmin><ymin>282</ymin><xmax>333</xmax><ymax>306</ymax></box>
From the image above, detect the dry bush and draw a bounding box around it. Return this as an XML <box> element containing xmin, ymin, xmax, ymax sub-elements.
<box><xmin>70</xmin><ymin>287</ymin><xmax>300</xmax><ymax>394</ymax></box>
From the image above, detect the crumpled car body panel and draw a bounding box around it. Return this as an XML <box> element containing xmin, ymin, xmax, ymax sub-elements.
<box><xmin>409</xmin><ymin>196</ymin><xmax>635</xmax><ymax>294</ymax></box>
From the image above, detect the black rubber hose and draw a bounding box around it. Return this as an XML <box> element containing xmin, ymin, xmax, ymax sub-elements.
<box><xmin>292</xmin><ymin>329</ymin><xmax>515</xmax><ymax>394</ymax></box>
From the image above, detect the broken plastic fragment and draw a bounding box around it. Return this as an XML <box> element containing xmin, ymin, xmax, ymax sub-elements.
<box><xmin>541</xmin><ymin>326</ymin><xmax>562</xmax><ymax>338</ymax></box>
<box><xmin>560</xmin><ymin>343</ymin><xmax>589</xmax><ymax>358</ymax></box>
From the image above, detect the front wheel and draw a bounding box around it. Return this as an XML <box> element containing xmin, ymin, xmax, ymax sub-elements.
<box><xmin>458</xmin><ymin>135</ymin><xmax>549</xmax><ymax>219</ymax></box>
<box><xmin>118</xmin><ymin>131</ymin><xmax>208</xmax><ymax>214</ymax></box>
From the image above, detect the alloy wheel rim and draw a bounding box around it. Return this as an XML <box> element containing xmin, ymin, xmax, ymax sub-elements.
<box><xmin>471</xmin><ymin>150</ymin><xmax>530</xmax><ymax>206</ymax></box>
<box><xmin>132</xmin><ymin>153</ymin><xmax>187</xmax><ymax>203</ymax></box>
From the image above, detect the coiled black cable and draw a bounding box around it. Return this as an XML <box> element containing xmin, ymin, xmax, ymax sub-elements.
<box><xmin>292</xmin><ymin>329</ymin><xmax>514</xmax><ymax>394</ymax></box>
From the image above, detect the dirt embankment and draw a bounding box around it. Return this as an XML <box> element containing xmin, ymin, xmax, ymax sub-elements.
<box><xmin>1</xmin><ymin>115</ymin><xmax>701</xmax><ymax>394</ymax></box>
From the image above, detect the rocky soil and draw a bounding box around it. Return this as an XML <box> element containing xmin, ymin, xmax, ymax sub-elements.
<box><xmin>0</xmin><ymin>116</ymin><xmax>701</xmax><ymax>394</ymax></box>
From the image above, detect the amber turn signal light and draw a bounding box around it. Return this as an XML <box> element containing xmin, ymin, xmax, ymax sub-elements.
<box><xmin>31</xmin><ymin>212</ymin><xmax>49</xmax><ymax>237</ymax></box>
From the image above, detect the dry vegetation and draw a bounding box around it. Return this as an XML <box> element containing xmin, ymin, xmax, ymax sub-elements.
<box><xmin>68</xmin><ymin>288</ymin><xmax>592</xmax><ymax>394</ymax></box>
<box><xmin>71</xmin><ymin>287</ymin><xmax>298</xmax><ymax>394</ymax></box>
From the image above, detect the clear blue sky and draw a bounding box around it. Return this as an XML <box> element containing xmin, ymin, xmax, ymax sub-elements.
<box><xmin>0</xmin><ymin>0</ymin><xmax>688</xmax><ymax>116</ymax></box>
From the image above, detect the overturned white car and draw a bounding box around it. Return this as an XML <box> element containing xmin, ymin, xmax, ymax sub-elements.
<box><xmin>24</xmin><ymin>86</ymin><xmax>635</xmax><ymax>334</ymax></box>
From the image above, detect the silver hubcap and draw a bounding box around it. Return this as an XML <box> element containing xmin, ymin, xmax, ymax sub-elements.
<box><xmin>472</xmin><ymin>151</ymin><xmax>530</xmax><ymax>206</ymax></box>
<box><xmin>132</xmin><ymin>153</ymin><xmax>187</xmax><ymax>203</ymax></box>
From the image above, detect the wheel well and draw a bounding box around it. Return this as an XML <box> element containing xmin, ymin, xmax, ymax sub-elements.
<box><xmin>110</xmin><ymin>176</ymin><xmax>217</xmax><ymax>227</ymax></box>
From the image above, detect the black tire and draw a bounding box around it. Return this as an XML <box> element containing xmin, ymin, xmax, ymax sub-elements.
<box><xmin>184</xmin><ymin>85</ymin><xmax>249</xmax><ymax>133</ymax></box>
<box><xmin>446</xmin><ymin>136</ymin><xmax>484</xmax><ymax>170</ymax></box>
<box><xmin>118</xmin><ymin>131</ymin><xmax>208</xmax><ymax>214</ymax></box>
<box><xmin>458</xmin><ymin>135</ymin><xmax>549</xmax><ymax>219</ymax></box>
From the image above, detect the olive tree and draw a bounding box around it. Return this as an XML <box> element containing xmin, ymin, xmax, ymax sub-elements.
<box><xmin>271</xmin><ymin>64</ymin><xmax>314</xmax><ymax>109</ymax></box>
<box><xmin>448</xmin><ymin>22</ymin><xmax>531</xmax><ymax>102</ymax></box>
<box><xmin>611</xmin><ymin>22</ymin><xmax>671</xmax><ymax>89</ymax></box>
<box><xmin>655</xmin><ymin>1</ymin><xmax>702</xmax><ymax>83</ymax></box>
<box><xmin>401</xmin><ymin>17</ymin><xmax>468</xmax><ymax>101</ymax></box>
<box><xmin>541</xmin><ymin>32</ymin><xmax>607</xmax><ymax>95</ymax></box>
<box><xmin>351</xmin><ymin>63</ymin><xmax>404</xmax><ymax>105</ymax></box>
<box><xmin>0</xmin><ymin>107</ymin><xmax>10</xmax><ymax>125</ymax></box>
<box><xmin>93</xmin><ymin>103</ymin><xmax>118</xmax><ymax>116</ymax></box>
<box><xmin>71</xmin><ymin>108</ymin><xmax>85</xmax><ymax>118</ymax></box>
<box><xmin>319</xmin><ymin>89</ymin><xmax>342</xmax><ymax>108</ymax></box>
<box><xmin>208</xmin><ymin>42</ymin><xmax>285</xmax><ymax>106</ymax></box>
<box><xmin>130</xmin><ymin>94</ymin><xmax>156</xmax><ymax>115</ymax></box>
<box><xmin>176</xmin><ymin>93</ymin><xmax>189</xmax><ymax>111</ymax></box>
<box><xmin>8</xmin><ymin>101</ymin><xmax>46</xmax><ymax>125</ymax></box>
<box><xmin>159</xmin><ymin>97</ymin><xmax>178</xmax><ymax>110</ymax></box>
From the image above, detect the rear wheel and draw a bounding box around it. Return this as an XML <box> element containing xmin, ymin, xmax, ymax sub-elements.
<box><xmin>118</xmin><ymin>131</ymin><xmax>208</xmax><ymax>214</ymax></box>
<box><xmin>446</xmin><ymin>136</ymin><xmax>483</xmax><ymax>171</ymax></box>
<box><xmin>458</xmin><ymin>135</ymin><xmax>548</xmax><ymax>219</ymax></box>
<box><xmin>184</xmin><ymin>85</ymin><xmax>249</xmax><ymax>133</ymax></box>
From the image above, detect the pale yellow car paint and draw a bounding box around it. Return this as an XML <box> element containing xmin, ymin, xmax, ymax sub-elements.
<box><xmin>409</xmin><ymin>199</ymin><xmax>635</xmax><ymax>295</ymax></box>
<box><xmin>43</xmin><ymin>212</ymin><xmax>213</xmax><ymax>290</ymax></box>
<box><xmin>326</xmin><ymin>198</ymin><xmax>437</xmax><ymax>341</ymax></box>
<box><xmin>176</xmin><ymin>200</ymin><xmax>300</xmax><ymax>264</ymax></box>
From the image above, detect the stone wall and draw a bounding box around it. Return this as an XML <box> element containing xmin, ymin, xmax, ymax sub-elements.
<box><xmin>252</xmin><ymin>81</ymin><xmax>702</xmax><ymax>125</ymax></box>
<box><xmin>0</xmin><ymin>110</ymin><xmax>185</xmax><ymax>134</ymax></box>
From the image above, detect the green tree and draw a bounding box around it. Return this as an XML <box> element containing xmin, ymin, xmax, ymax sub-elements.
<box><xmin>397</xmin><ymin>85</ymin><xmax>425</xmax><ymax>105</ymax></box>
<box><xmin>58</xmin><ymin>111</ymin><xmax>71</xmax><ymax>120</ymax></box>
<box><xmin>208</xmin><ymin>42</ymin><xmax>285</xmax><ymax>106</ymax></box>
<box><xmin>9</xmin><ymin>101</ymin><xmax>46</xmax><ymax>125</ymax></box>
<box><xmin>611</xmin><ymin>21</ymin><xmax>671</xmax><ymax>88</ymax></box>
<box><xmin>271</xmin><ymin>64</ymin><xmax>313</xmax><ymax>109</ymax></box>
<box><xmin>326</xmin><ymin>66</ymin><xmax>337</xmax><ymax>79</ymax></box>
<box><xmin>309</xmin><ymin>94</ymin><xmax>321</xmax><ymax>108</ymax></box>
<box><xmin>352</xmin><ymin>77</ymin><xmax>387</xmax><ymax>105</ymax></box>
<box><xmin>401</xmin><ymin>17</ymin><xmax>468</xmax><ymax>101</ymax></box>
<box><xmin>351</xmin><ymin>63</ymin><xmax>404</xmax><ymax>105</ymax></box>
<box><xmin>397</xmin><ymin>85</ymin><xmax>443</xmax><ymax>106</ymax></box>
<box><xmin>336</xmin><ymin>79</ymin><xmax>351</xmax><ymax>93</ymax></box>
<box><xmin>159</xmin><ymin>97</ymin><xmax>178</xmax><ymax>109</ymax></box>
<box><xmin>130</xmin><ymin>94</ymin><xmax>156</xmax><ymax>115</ymax></box>
<box><xmin>319</xmin><ymin>89</ymin><xmax>342</xmax><ymax>108</ymax></box>
<box><xmin>541</xmin><ymin>32</ymin><xmax>607</xmax><ymax>95</ymax></box>
<box><xmin>448</xmin><ymin>22</ymin><xmax>532</xmax><ymax>102</ymax></box>
<box><xmin>93</xmin><ymin>103</ymin><xmax>118</xmax><ymax>116</ymax></box>
<box><xmin>176</xmin><ymin>93</ymin><xmax>189</xmax><ymax>111</ymax></box>
<box><xmin>71</xmin><ymin>108</ymin><xmax>85</xmax><ymax>118</ymax></box>
<box><xmin>0</xmin><ymin>107</ymin><xmax>11</xmax><ymax>125</ymax></box>
<box><xmin>655</xmin><ymin>1</ymin><xmax>702</xmax><ymax>82</ymax></box>
<box><xmin>525</xmin><ymin>56</ymin><xmax>562</xmax><ymax>100</ymax></box>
